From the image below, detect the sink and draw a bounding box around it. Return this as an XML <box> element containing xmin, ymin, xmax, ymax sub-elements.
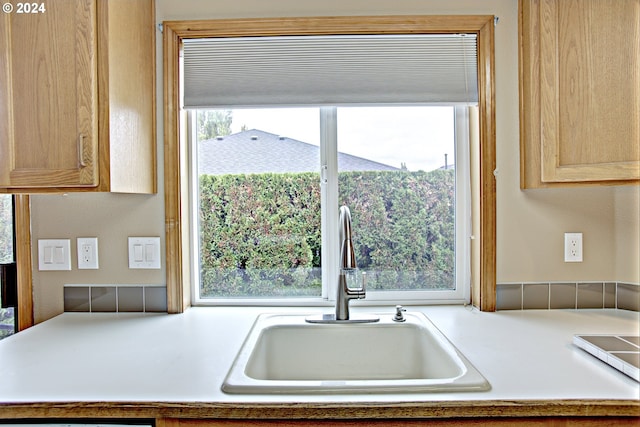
<box><xmin>222</xmin><ymin>312</ymin><xmax>490</xmax><ymax>394</ymax></box>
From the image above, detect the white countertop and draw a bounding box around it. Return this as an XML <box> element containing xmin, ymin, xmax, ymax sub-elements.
<box><xmin>0</xmin><ymin>306</ymin><xmax>638</xmax><ymax>404</ymax></box>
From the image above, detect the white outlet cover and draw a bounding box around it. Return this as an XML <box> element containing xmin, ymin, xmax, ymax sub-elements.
<box><xmin>128</xmin><ymin>237</ymin><xmax>161</xmax><ymax>269</ymax></box>
<box><xmin>564</xmin><ymin>232</ymin><xmax>583</xmax><ymax>263</ymax></box>
<box><xmin>77</xmin><ymin>237</ymin><xmax>99</xmax><ymax>269</ymax></box>
<box><xmin>38</xmin><ymin>239</ymin><xmax>71</xmax><ymax>271</ymax></box>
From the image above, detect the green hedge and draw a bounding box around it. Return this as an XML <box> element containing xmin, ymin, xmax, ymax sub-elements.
<box><xmin>0</xmin><ymin>196</ymin><xmax>12</xmax><ymax>264</ymax></box>
<box><xmin>199</xmin><ymin>169</ymin><xmax>454</xmax><ymax>297</ymax></box>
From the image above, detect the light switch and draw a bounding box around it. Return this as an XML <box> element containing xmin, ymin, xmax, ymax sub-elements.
<box><xmin>38</xmin><ymin>239</ymin><xmax>71</xmax><ymax>271</ymax></box>
<box><xmin>133</xmin><ymin>244</ymin><xmax>144</xmax><ymax>262</ymax></box>
<box><xmin>145</xmin><ymin>244</ymin><xmax>155</xmax><ymax>262</ymax></box>
<box><xmin>43</xmin><ymin>246</ymin><xmax>54</xmax><ymax>264</ymax></box>
<box><xmin>128</xmin><ymin>237</ymin><xmax>161</xmax><ymax>269</ymax></box>
<box><xmin>53</xmin><ymin>247</ymin><xmax>64</xmax><ymax>264</ymax></box>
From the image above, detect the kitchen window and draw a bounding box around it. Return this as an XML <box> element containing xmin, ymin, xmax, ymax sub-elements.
<box><xmin>184</xmin><ymin>34</ymin><xmax>476</xmax><ymax>305</ymax></box>
<box><xmin>190</xmin><ymin>105</ymin><xmax>472</xmax><ymax>305</ymax></box>
<box><xmin>162</xmin><ymin>16</ymin><xmax>496</xmax><ymax>312</ymax></box>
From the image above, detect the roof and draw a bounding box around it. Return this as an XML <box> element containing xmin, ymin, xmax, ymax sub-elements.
<box><xmin>198</xmin><ymin>129</ymin><xmax>399</xmax><ymax>175</ymax></box>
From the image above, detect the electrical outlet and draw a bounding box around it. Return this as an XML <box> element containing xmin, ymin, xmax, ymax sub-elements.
<box><xmin>77</xmin><ymin>237</ymin><xmax>99</xmax><ymax>269</ymax></box>
<box><xmin>564</xmin><ymin>233</ymin><xmax>583</xmax><ymax>263</ymax></box>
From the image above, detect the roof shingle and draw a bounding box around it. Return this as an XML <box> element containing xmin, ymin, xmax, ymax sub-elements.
<box><xmin>198</xmin><ymin>129</ymin><xmax>399</xmax><ymax>175</ymax></box>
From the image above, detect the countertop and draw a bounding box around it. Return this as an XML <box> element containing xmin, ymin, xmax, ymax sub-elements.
<box><xmin>0</xmin><ymin>306</ymin><xmax>638</xmax><ymax>420</ymax></box>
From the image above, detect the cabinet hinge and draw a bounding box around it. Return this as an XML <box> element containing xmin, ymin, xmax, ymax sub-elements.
<box><xmin>157</xmin><ymin>23</ymin><xmax>164</xmax><ymax>33</ymax></box>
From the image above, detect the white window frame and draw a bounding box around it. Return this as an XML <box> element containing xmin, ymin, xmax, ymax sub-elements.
<box><xmin>189</xmin><ymin>105</ymin><xmax>471</xmax><ymax>306</ymax></box>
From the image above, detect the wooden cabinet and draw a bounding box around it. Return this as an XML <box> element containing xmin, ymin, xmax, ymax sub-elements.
<box><xmin>519</xmin><ymin>0</ymin><xmax>640</xmax><ymax>188</ymax></box>
<box><xmin>0</xmin><ymin>0</ymin><xmax>156</xmax><ymax>193</ymax></box>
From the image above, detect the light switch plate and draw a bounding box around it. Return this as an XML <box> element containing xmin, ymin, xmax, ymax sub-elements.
<box><xmin>38</xmin><ymin>239</ymin><xmax>71</xmax><ymax>271</ymax></box>
<box><xmin>128</xmin><ymin>237</ymin><xmax>161</xmax><ymax>269</ymax></box>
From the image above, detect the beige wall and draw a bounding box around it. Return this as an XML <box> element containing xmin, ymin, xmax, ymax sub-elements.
<box><xmin>29</xmin><ymin>0</ymin><xmax>639</xmax><ymax>323</ymax></box>
<box><xmin>30</xmin><ymin>193</ymin><xmax>165</xmax><ymax>323</ymax></box>
<box><xmin>614</xmin><ymin>186</ymin><xmax>640</xmax><ymax>283</ymax></box>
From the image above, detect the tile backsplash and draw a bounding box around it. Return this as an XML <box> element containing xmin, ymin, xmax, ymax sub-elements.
<box><xmin>64</xmin><ymin>285</ymin><xmax>167</xmax><ymax>313</ymax></box>
<box><xmin>65</xmin><ymin>282</ymin><xmax>638</xmax><ymax>313</ymax></box>
<box><xmin>497</xmin><ymin>282</ymin><xmax>639</xmax><ymax>312</ymax></box>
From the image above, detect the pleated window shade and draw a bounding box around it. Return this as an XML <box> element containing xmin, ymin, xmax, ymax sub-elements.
<box><xmin>182</xmin><ymin>34</ymin><xmax>478</xmax><ymax>108</ymax></box>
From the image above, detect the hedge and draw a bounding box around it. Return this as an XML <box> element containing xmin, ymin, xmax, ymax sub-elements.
<box><xmin>0</xmin><ymin>196</ymin><xmax>12</xmax><ymax>264</ymax></box>
<box><xmin>199</xmin><ymin>169</ymin><xmax>454</xmax><ymax>297</ymax></box>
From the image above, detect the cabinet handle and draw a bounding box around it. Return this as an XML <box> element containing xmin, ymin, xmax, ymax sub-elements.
<box><xmin>77</xmin><ymin>133</ymin><xmax>87</xmax><ymax>168</ymax></box>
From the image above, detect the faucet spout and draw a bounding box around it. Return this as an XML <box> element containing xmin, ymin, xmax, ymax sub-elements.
<box><xmin>335</xmin><ymin>206</ymin><xmax>365</xmax><ymax>320</ymax></box>
<box><xmin>305</xmin><ymin>206</ymin><xmax>378</xmax><ymax>324</ymax></box>
<box><xmin>339</xmin><ymin>206</ymin><xmax>357</xmax><ymax>270</ymax></box>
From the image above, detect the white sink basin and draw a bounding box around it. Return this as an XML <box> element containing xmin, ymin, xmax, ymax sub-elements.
<box><xmin>222</xmin><ymin>312</ymin><xmax>490</xmax><ymax>394</ymax></box>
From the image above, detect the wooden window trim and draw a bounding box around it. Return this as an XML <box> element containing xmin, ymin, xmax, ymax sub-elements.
<box><xmin>14</xmin><ymin>194</ymin><xmax>33</xmax><ymax>330</ymax></box>
<box><xmin>162</xmin><ymin>15</ymin><xmax>496</xmax><ymax>313</ymax></box>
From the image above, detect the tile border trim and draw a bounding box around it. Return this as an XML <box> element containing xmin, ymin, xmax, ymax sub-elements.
<box><xmin>63</xmin><ymin>284</ymin><xmax>168</xmax><ymax>313</ymax></box>
<box><xmin>496</xmin><ymin>281</ymin><xmax>639</xmax><ymax>311</ymax></box>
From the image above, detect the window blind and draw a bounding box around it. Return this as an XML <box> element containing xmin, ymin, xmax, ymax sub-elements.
<box><xmin>182</xmin><ymin>34</ymin><xmax>478</xmax><ymax>108</ymax></box>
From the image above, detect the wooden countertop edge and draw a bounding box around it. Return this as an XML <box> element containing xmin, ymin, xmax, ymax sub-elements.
<box><xmin>0</xmin><ymin>399</ymin><xmax>638</xmax><ymax>420</ymax></box>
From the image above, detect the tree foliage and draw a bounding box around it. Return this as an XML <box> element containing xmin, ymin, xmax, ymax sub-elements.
<box><xmin>200</xmin><ymin>172</ymin><xmax>321</xmax><ymax>297</ymax></box>
<box><xmin>0</xmin><ymin>195</ymin><xmax>16</xmax><ymax>339</ymax></box>
<box><xmin>199</xmin><ymin>169</ymin><xmax>455</xmax><ymax>297</ymax></box>
<box><xmin>0</xmin><ymin>195</ymin><xmax>13</xmax><ymax>264</ymax></box>
<box><xmin>197</xmin><ymin>110</ymin><xmax>233</xmax><ymax>141</ymax></box>
<box><xmin>339</xmin><ymin>169</ymin><xmax>455</xmax><ymax>290</ymax></box>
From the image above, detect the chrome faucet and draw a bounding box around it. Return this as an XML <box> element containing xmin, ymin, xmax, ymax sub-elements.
<box><xmin>306</xmin><ymin>206</ymin><xmax>378</xmax><ymax>324</ymax></box>
<box><xmin>335</xmin><ymin>205</ymin><xmax>366</xmax><ymax>320</ymax></box>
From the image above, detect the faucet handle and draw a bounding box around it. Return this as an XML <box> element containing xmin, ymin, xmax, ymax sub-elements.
<box><xmin>359</xmin><ymin>271</ymin><xmax>366</xmax><ymax>298</ymax></box>
<box><xmin>344</xmin><ymin>270</ymin><xmax>367</xmax><ymax>298</ymax></box>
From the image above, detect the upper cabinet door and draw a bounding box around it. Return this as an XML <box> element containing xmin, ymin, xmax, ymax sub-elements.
<box><xmin>0</xmin><ymin>0</ymin><xmax>98</xmax><ymax>188</ymax></box>
<box><xmin>520</xmin><ymin>0</ymin><xmax>640</xmax><ymax>188</ymax></box>
<box><xmin>0</xmin><ymin>0</ymin><xmax>156</xmax><ymax>194</ymax></box>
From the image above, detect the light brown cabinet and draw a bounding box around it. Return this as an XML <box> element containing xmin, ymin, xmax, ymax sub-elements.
<box><xmin>519</xmin><ymin>0</ymin><xmax>640</xmax><ymax>188</ymax></box>
<box><xmin>0</xmin><ymin>0</ymin><xmax>156</xmax><ymax>193</ymax></box>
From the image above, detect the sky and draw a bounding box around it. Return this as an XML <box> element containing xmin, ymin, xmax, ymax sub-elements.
<box><xmin>229</xmin><ymin>106</ymin><xmax>455</xmax><ymax>172</ymax></box>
